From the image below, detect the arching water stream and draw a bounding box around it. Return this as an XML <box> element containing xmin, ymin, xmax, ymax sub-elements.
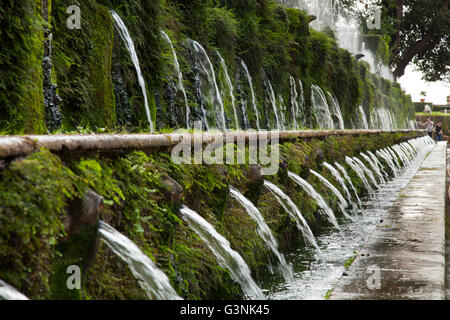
<box><xmin>179</xmin><ymin>205</ymin><xmax>264</xmax><ymax>300</ymax></box>
<box><xmin>230</xmin><ymin>187</ymin><xmax>294</xmax><ymax>282</ymax></box>
<box><xmin>98</xmin><ymin>221</ymin><xmax>182</xmax><ymax>300</ymax></box>
<box><xmin>260</xmin><ymin>137</ymin><xmax>434</xmax><ymax>299</ymax></box>
<box><xmin>288</xmin><ymin>171</ymin><xmax>340</xmax><ymax>230</ymax></box>
<box><xmin>110</xmin><ymin>10</ymin><xmax>154</xmax><ymax>132</ymax></box>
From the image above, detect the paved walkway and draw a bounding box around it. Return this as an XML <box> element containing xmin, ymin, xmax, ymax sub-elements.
<box><xmin>445</xmin><ymin>147</ymin><xmax>450</xmax><ymax>299</ymax></box>
<box><xmin>330</xmin><ymin>142</ymin><xmax>447</xmax><ymax>300</ymax></box>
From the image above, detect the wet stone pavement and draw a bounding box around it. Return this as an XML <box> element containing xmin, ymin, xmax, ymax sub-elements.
<box><xmin>330</xmin><ymin>142</ymin><xmax>448</xmax><ymax>300</ymax></box>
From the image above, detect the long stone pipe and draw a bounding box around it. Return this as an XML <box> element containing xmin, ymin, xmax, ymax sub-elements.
<box><xmin>0</xmin><ymin>130</ymin><xmax>425</xmax><ymax>159</ymax></box>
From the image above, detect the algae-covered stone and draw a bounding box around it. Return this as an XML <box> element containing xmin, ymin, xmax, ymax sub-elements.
<box><xmin>0</xmin><ymin>0</ymin><xmax>46</xmax><ymax>134</ymax></box>
<box><xmin>52</xmin><ymin>0</ymin><xmax>116</xmax><ymax>130</ymax></box>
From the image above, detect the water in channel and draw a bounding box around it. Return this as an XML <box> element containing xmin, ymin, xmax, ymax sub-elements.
<box><xmin>259</xmin><ymin>140</ymin><xmax>433</xmax><ymax>299</ymax></box>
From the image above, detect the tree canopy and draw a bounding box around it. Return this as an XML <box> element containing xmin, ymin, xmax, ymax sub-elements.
<box><xmin>362</xmin><ymin>0</ymin><xmax>449</xmax><ymax>82</ymax></box>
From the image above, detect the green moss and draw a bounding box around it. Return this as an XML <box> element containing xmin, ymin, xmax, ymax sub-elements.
<box><xmin>50</xmin><ymin>224</ymin><xmax>99</xmax><ymax>300</ymax></box>
<box><xmin>0</xmin><ymin>0</ymin><xmax>46</xmax><ymax>134</ymax></box>
<box><xmin>0</xmin><ymin>148</ymin><xmax>84</xmax><ymax>299</ymax></box>
<box><xmin>0</xmin><ymin>129</ymin><xmax>422</xmax><ymax>299</ymax></box>
<box><xmin>85</xmin><ymin>243</ymin><xmax>148</xmax><ymax>300</ymax></box>
<box><xmin>344</xmin><ymin>251</ymin><xmax>358</xmax><ymax>268</ymax></box>
<box><xmin>0</xmin><ymin>0</ymin><xmax>415</xmax><ymax>133</ymax></box>
<box><xmin>52</xmin><ymin>0</ymin><xmax>116</xmax><ymax>131</ymax></box>
<box><xmin>206</xmin><ymin>6</ymin><xmax>238</xmax><ymax>61</ymax></box>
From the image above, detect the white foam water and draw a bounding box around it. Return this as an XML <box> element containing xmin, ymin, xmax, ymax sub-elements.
<box><xmin>288</xmin><ymin>171</ymin><xmax>340</xmax><ymax>230</ymax></box>
<box><xmin>98</xmin><ymin>221</ymin><xmax>182</xmax><ymax>300</ymax></box>
<box><xmin>110</xmin><ymin>10</ymin><xmax>154</xmax><ymax>132</ymax></box>
<box><xmin>180</xmin><ymin>205</ymin><xmax>264</xmax><ymax>300</ymax></box>
<box><xmin>230</xmin><ymin>187</ymin><xmax>294</xmax><ymax>282</ymax></box>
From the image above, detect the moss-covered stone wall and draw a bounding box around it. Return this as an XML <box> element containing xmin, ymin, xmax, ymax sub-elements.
<box><xmin>0</xmin><ymin>0</ymin><xmax>415</xmax><ymax>134</ymax></box>
<box><xmin>52</xmin><ymin>0</ymin><xmax>116</xmax><ymax>131</ymax></box>
<box><xmin>0</xmin><ymin>0</ymin><xmax>47</xmax><ymax>134</ymax></box>
<box><xmin>0</xmin><ymin>131</ymin><xmax>423</xmax><ymax>299</ymax></box>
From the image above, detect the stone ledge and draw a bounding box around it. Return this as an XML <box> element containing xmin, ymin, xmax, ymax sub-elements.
<box><xmin>0</xmin><ymin>130</ymin><xmax>425</xmax><ymax>159</ymax></box>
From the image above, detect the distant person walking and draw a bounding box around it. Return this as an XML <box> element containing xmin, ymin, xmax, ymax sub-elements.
<box><xmin>435</xmin><ymin>122</ymin><xmax>443</xmax><ymax>142</ymax></box>
<box><xmin>425</xmin><ymin>117</ymin><xmax>434</xmax><ymax>138</ymax></box>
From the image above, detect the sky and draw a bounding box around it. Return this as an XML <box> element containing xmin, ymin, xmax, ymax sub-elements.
<box><xmin>397</xmin><ymin>64</ymin><xmax>449</xmax><ymax>106</ymax></box>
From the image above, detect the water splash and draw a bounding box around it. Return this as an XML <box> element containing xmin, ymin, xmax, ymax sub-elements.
<box><xmin>297</xmin><ymin>79</ymin><xmax>306</xmax><ymax>128</ymax></box>
<box><xmin>357</xmin><ymin>105</ymin><xmax>369</xmax><ymax>130</ymax></box>
<box><xmin>327</xmin><ymin>93</ymin><xmax>345</xmax><ymax>129</ymax></box>
<box><xmin>335</xmin><ymin>162</ymin><xmax>362</xmax><ymax>207</ymax></box>
<box><xmin>110</xmin><ymin>10</ymin><xmax>154</xmax><ymax>132</ymax></box>
<box><xmin>230</xmin><ymin>187</ymin><xmax>293</xmax><ymax>282</ymax></box>
<box><xmin>367</xmin><ymin>151</ymin><xmax>388</xmax><ymax>178</ymax></box>
<box><xmin>385</xmin><ymin>147</ymin><xmax>401</xmax><ymax>170</ymax></box>
<box><xmin>323</xmin><ymin>162</ymin><xmax>354</xmax><ymax>206</ymax></box>
<box><xmin>278</xmin><ymin>94</ymin><xmax>288</xmax><ymax>131</ymax></box>
<box><xmin>98</xmin><ymin>221</ymin><xmax>182</xmax><ymax>300</ymax></box>
<box><xmin>360</xmin><ymin>152</ymin><xmax>385</xmax><ymax>183</ymax></box>
<box><xmin>400</xmin><ymin>142</ymin><xmax>415</xmax><ymax>160</ymax></box>
<box><xmin>392</xmin><ymin>145</ymin><xmax>410</xmax><ymax>166</ymax></box>
<box><xmin>369</xmin><ymin>107</ymin><xmax>379</xmax><ymax>129</ymax></box>
<box><xmin>179</xmin><ymin>206</ymin><xmax>264</xmax><ymax>299</ymax></box>
<box><xmin>376</xmin><ymin>149</ymin><xmax>398</xmax><ymax>177</ymax></box>
<box><xmin>399</xmin><ymin>144</ymin><xmax>414</xmax><ymax>161</ymax></box>
<box><xmin>352</xmin><ymin>156</ymin><xmax>378</xmax><ymax>187</ymax></box>
<box><xmin>345</xmin><ymin>156</ymin><xmax>373</xmax><ymax>192</ymax></box>
<box><xmin>289</xmin><ymin>76</ymin><xmax>299</xmax><ymax>130</ymax></box>
<box><xmin>42</xmin><ymin>30</ymin><xmax>62</xmax><ymax>132</ymax></box>
<box><xmin>376</xmin><ymin>107</ymin><xmax>396</xmax><ymax>130</ymax></box>
<box><xmin>262</xmin><ymin>70</ymin><xmax>281</xmax><ymax>130</ymax></box>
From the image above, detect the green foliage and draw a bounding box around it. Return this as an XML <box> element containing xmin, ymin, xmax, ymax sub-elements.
<box><xmin>308</xmin><ymin>30</ymin><xmax>331</xmax><ymax>85</ymax></box>
<box><xmin>286</xmin><ymin>8</ymin><xmax>311</xmax><ymax>77</ymax></box>
<box><xmin>74</xmin><ymin>159</ymin><xmax>125</xmax><ymax>205</ymax></box>
<box><xmin>206</xmin><ymin>7</ymin><xmax>238</xmax><ymax>59</ymax></box>
<box><xmin>377</xmin><ymin>0</ymin><xmax>449</xmax><ymax>81</ymax></box>
<box><xmin>0</xmin><ymin>0</ymin><xmax>46</xmax><ymax>134</ymax></box>
<box><xmin>0</xmin><ymin>0</ymin><xmax>416</xmax><ymax>134</ymax></box>
<box><xmin>0</xmin><ymin>148</ymin><xmax>83</xmax><ymax>299</ymax></box>
<box><xmin>52</xmin><ymin>0</ymin><xmax>116</xmax><ymax>131</ymax></box>
<box><xmin>0</xmin><ymin>132</ymin><xmax>421</xmax><ymax>299</ymax></box>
